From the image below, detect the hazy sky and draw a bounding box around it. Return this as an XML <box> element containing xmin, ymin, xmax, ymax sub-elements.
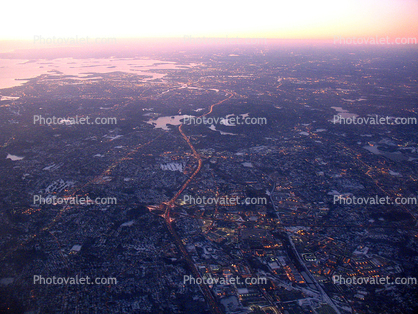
<box><xmin>1</xmin><ymin>0</ymin><xmax>417</xmax><ymax>40</ymax></box>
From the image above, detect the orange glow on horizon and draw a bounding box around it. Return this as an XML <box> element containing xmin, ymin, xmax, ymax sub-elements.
<box><xmin>0</xmin><ymin>0</ymin><xmax>417</xmax><ymax>42</ymax></box>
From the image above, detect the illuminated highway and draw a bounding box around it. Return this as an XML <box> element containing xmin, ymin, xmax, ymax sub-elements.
<box><xmin>161</xmin><ymin>92</ymin><xmax>234</xmax><ymax>314</ymax></box>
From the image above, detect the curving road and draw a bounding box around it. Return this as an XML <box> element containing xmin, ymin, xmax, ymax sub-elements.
<box><xmin>161</xmin><ymin>92</ymin><xmax>234</xmax><ymax>314</ymax></box>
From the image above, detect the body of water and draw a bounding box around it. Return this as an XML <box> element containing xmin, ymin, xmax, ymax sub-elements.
<box><xmin>6</xmin><ymin>153</ymin><xmax>24</xmax><ymax>161</ymax></box>
<box><xmin>146</xmin><ymin>115</ymin><xmax>188</xmax><ymax>130</ymax></box>
<box><xmin>0</xmin><ymin>58</ymin><xmax>196</xmax><ymax>90</ymax></box>
<box><xmin>331</xmin><ymin>106</ymin><xmax>358</xmax><ymax>119</ymax></box>
<box><xmin>363</xmin><ymin>144</ymin><xmax>406</xmax><ymax>162</ymax></box>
